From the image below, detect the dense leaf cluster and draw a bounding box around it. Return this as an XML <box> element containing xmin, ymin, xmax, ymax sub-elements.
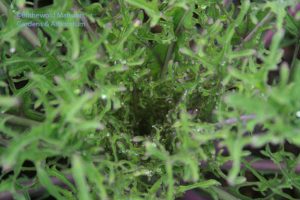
<box><xmin>1</xmin><ymin>0</ymin><xmax>300</xmax><ymax>199</ymax></box>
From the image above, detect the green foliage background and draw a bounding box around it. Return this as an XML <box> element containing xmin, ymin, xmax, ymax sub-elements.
<box><xmin>1</xmin><ymin>0</ymin><xmax>300</xmax><ymax>199</ymax></box>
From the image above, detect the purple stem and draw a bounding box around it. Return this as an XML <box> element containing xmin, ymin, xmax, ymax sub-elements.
<box><xmin>0</xmin><ymin>174</ymin><xmax>74</xmax><ymax>200</ymax></box>
<box><xmin>182</xmin><ymin>190</ymin><xmax>211</xmax><ymax>200</ymax></box>
<box><xmin>263</xmin><ymin>30</ymin><xmax>275</xmax><ymax>48</ymax></box>
<box><xmin>215</xmin><ymin>114</ymin><xmax>256</xmax><ymax>129</ymax></box>
<box><xmin>1</xmin><ymin>159</ymin><xmax>300</xmax><ymax>200</ymax></box>
<box><xmin>288</xmin><ymin>3</ymin><xmax>300</xmax><ymax>17</ymax></box>
<box><xmin>201</xmin><ymin>158</ymin><xmax>300</xmax><ymax>173</ymax></box>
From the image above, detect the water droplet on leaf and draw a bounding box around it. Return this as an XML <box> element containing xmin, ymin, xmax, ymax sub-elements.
<box><xmin>296</xmin><ymin>111</ymin><xmax>300</xmax><ymax>118</ymax></box>
<box><xmin>10</xmin><ymin>48</ymin><xmax>16</xmax><ymax>53</ymax></box>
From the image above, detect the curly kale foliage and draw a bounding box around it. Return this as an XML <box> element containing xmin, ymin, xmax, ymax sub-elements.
<box><xmin>1</xmin><ymin>0</ymin><xmax>300</xmax><ymax>199</ymax></box>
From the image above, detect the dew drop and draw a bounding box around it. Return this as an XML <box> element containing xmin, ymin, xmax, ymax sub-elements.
<box><xmin>10</xmin><ymin>47</ymin><xmax>16</xmax><ymax>54</ymax></box>
<box><xmin>101</xmin><ymin>94</ymin><xmax>107</xmax><ymax>99</ymax></box>
<box><xmin>145</xmin><ymin>170</ymin><xmax>152</xmax><ymax>176</ymax></box>
<box><xmin>133</xmin><ymin>19</ymin><xmax>142</xmax><ymax>27</ymax></box>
